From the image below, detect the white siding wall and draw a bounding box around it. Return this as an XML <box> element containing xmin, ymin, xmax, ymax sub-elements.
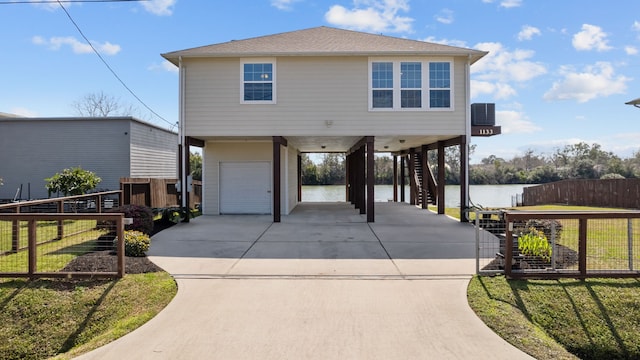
<box><xmin>202</xmin><ymin>141</ymin><xmax>298</xmax><ymax>215</ymax></box>
<box><xmin>203</xmin><ymin>142</ymin><xmax>273</xmax><ymax>215</ymax></box>
<box><xmin>129</xmin><ymin>121</ymin><xmax>178</xmax><ymax>178</ymax></box>
<box><xmin>183</xmin><ymin>56</ymin><xmax>468</xmax><ymax>137</ymax></box>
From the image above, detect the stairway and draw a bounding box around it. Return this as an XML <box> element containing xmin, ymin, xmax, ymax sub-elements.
<box><xmin>412</xmin><ymin>152</ymin><xmax>436</xmax><ymax>206</ymax></box>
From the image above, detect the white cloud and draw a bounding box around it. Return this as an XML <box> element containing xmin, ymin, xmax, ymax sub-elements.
<box><xmin>471</xmin><ymin>42</ymin><xmax>546</xmax><ymax>100</ymax></box>
<box><xmin>423</xmin><ymin>36</ymin><xmax>467</xmax><ymax>48</ymax></box>
<box><xmin>500</xmin><ymin>0</ymin><xmax>522</xmax><ymax>8</ymax></box>
<box><xmin>141</xmin><ymin>0</ymin><xmax>176</xmax><ymax>16</ymax></box>
<box><xmin>497</xmin><ymin>110</ymin><xmax>541</xmax><ymax>134</ymax></box>
<box><xmin>435</xmin><ymin>9</ymin><xmax>454</xmax><ymax>24</ymax></box>
<box><xmin>471</xmin><ymin>80</ymin><xmax>516</xmax><ymax>100</ymax></box>
<box><xmin>633</xmin><ymin>21</ymin><xmax>640</xmax><ymax>31</ymax></box>
<box><xmin>625</xmin><ymin>46</ymin><xmax>638</xmax><ymax>55</ymax></box>
<box><xmin>271</xmin><ymin>0</ymin><xmax>300</xmax><ymax>10</ymax></box>
<box><xmin>517</xmin><ymin>25</ymin><xmax>540</xmax><ymax>41</ymax></box>
<box><xmin>543</xmin><ymin>62</ymin><xmax>630</xmax><ymax>103</ymax></box>
<box><xmin>33</xmin><ymin>36</ymin><xmax>121</xmax><ymax>55</ymax></box>
<box><xmin>572</xmin><ymin>24</ymin><xmax>612</xmax><ymax>52</ymax></box>
<box><xmin>473</xmin><ymin>42</ymin><xmax>547</xmax><ymax>83</ymax></box>
<box><xmin>325</xmin><ymin>0</ymin><xmax>413</xmax><ymax>33</ymax></box>
<box><xmin>148</xmin><ymin>60</ymin><xmax>179</xmax><ymax>73</ymax></box>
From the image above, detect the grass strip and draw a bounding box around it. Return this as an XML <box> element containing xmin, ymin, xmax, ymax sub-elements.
<box><xmin>468</xmin><ymin>275</ymin><xmax>640</xmax><ymax>360</ymax></box>
<box><xmin>0</xmin><ymin>272</ymin><xmax>177</xmax><ymax>360</ymax></box>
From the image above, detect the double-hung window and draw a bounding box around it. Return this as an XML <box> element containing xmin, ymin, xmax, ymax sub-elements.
<box><xmin>429</xmin><ymin>62</ymin><xmax>451</xmax><ymax>108</ymax></box>
<box><xmin>241</xmin><ymin>59</ymin><xmax>276</xmax><ymax>104</ymax></box>
<box><xmin>369</xmin><ymin>59</ymin><xmax>452</xmax><ymax>111</ymax></box>
<box><xmin>401</xmin><ymin>62</ymin><xmax>422</xmax><ymax>108</ymax></box>
<box><xmin>372</xmin><ymin>62</ymin><xmax>394</xmax><ymax>108</ymax></box>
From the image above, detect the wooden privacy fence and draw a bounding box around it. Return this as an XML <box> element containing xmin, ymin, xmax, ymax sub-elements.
<box><xmin>0</xmin><ymin>213</ymin><xmax>125</xmax><ymax>279</ymax></box>
<box><xmin>503</xmin><ymin>210</ymin><xmax>640</xmax><ymax>279</ymax></box>
<box><xmin>120</xmin><ymin>178</ymin><xmax>201</xmax><ymax>209</ymax></box>
<box><xmin>523</xmin><ymin>179</ymin><xmax>640</xmax><ymax>209</ymax></box>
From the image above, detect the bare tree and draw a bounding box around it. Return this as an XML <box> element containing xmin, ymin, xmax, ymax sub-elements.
<box><xmin>72</xmin><ymin>91</ymin><xmax>138</xmax><ymax>117</ymax></box>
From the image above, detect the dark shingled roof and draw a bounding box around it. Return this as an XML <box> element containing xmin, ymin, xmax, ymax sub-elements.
<box><xmin>162</xmin><ymin>26</ymin><xmax>487</xmax><ymax>65</ymax></box>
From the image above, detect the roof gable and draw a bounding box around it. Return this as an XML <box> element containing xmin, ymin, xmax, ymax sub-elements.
<box><xmin>162</xmin><ymin>26</ymin><xmax>487</xmax><ymax>65</ymax></box>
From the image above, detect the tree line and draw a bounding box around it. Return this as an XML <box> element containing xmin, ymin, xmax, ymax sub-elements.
<box><xmin>299</xmin><ymin>142</ymin><xmax>640</xmax><ymax>185</ymax></box>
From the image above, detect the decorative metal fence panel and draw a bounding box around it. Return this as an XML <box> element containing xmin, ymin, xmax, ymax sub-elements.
<box><xmin>502</xmin><ymin>211</ymin><xmax>640</xmax><ymax>279</ymax></box>
<box><xmin>475</xmin><ymin>210</ymin><xmax>507</xmax><ymax>275</ymax></box>
<box><xmin>0</xmin><ymin>214</ymin><xmax>124</xmax><ymax>279</ymax></box>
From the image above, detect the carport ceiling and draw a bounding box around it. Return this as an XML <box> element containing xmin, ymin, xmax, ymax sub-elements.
<box><xmin>195</xmin><ymin>136</ymin><xmax>456</xmax><ymax>153</ymax></box>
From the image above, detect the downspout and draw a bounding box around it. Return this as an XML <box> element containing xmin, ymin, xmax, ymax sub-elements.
<box><xmin>179</xmin><ymin>56</ymin><xmax>187</xmax><ymax>211</ymax></box>
<box><xmin>464</xmin><ymin>55</ymin><xmax>471</xmax><ymax>218</ymax></box>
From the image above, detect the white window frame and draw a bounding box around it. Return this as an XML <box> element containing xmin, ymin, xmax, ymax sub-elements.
<box><xmin>368</xmin><ymin>58</ymin><xmax>454</xmax><ymax>112</ymax></box>
<box><xmin>240</xmin><ymin>58</ymin><xmax>277</xmax><ymax>104</ymax></box>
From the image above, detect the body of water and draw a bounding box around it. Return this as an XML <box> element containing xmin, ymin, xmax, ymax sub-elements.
<box><xmin>301</xmin><ymin>184</ymin><xmax>536</xmax><ymax>208</ymax></box>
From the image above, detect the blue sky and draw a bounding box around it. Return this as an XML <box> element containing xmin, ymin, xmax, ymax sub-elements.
<box><xmin>1</xmin><ymin>0</ymin><xmax>639</xmax><ymax>164</ymax></box>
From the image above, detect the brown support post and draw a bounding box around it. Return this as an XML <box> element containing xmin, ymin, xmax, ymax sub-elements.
<box><xmin>400</xmin><ymin>155</ymin><xmax>406</xmax><ymax>203</ymax></box>
<box><xmin>358</xmin><ymin>146</ymin><xmax>366</xmax><ymax>214</ymax></box>
<box><xmin>28</xmin><ymin>220</ymin><xmax>37</xmax><ymax>277</ymax></box>
<box><xmin>459</xmin><ymin>136</ymin><xmax>469</xmax><ymax>222</ymax></box>
<box><xmin>579</xmin><ymin>218</ymin><xmax>588</xmax><ymax>276</ymax></box>
<box><xmin>421</xmin><ymin>145</ymin><xmax>428</xmax><ymax>210</ymax></box>
<box><xmin>57</xmin><ymin>201</ymin><xmax>64</xmax><ymax>240</ymax></box>
<box><xmin>297</xmin><ymin>154</ymin><xmax>302</xmax><ymax>202</ymax></box>
<box><xmin>11</xmin><ymin>220</ymin><xmax>20</xmax><ymax>253</ymax></box>
<box><xmin>408</xmin><ymin>148</ymin><xmax>416</xmax><ymax>205</ymax></box>
<box><xmin>437</xmin><ymin>141</ymin><xmax>446</xmax><ymax>215</ymax></box>
<box><xmin>116</xmin><ymin>214</ymin><xmax>125</xmax><ymax>278</ymax></box>
<box><xmin>272</xmin><ymin>137</ymin><xmax>282</xmax><ymax>223</ymax></box>
<box><xmin>345</xmin><ymin>154</ymin><xmax>351</xmax><ymax>202</ymax></box>
<box><xmin>393</xmin><ymin>155</ymin><xmax>398</xmax><ymax>202</ymax></box>
<box><xmin>366</xmin><ymin>136</ymin><xmax>375</xmax><ymax>223</ymax></box>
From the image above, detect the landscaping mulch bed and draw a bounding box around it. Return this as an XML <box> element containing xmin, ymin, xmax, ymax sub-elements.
<box><xmin>61</xmin><ymin>219</ymin><xmax>176</xmax><ymax>275</ymax></box>
<box><xmin>61</xmin><ymin>250</ymin><xmax>163</xmax><ymax>274</ymax></box>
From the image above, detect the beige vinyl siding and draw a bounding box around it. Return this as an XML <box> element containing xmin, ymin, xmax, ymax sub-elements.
<box><xmin>203</xmin><ymin>141</ymin><xmax>273</xmax><ymax>215</ymax></box>
<box><xmin>129</xmin><ymin>120</ymin><xmax>177</xmax><ymax>178</ymax></box>
<box><xmin>183</xmin><ymin>56</ymin><xmax>467</xmax><ymax>138</ymax></box>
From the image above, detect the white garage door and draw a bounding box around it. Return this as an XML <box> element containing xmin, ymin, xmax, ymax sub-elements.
<box><xmin>220</xmin><ymin>162</ymin><xmax>271</xmax><ymax>214</ymax></box>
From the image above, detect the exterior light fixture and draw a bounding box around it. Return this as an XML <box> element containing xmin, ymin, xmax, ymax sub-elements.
<box><xmin>399</xmin><ymin>139</ymin><xmax>405</xmax><ymax>144</ymax></box>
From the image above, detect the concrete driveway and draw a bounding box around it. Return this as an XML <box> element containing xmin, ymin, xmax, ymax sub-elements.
<box><xmin>77</xmin><ymin>202</ymin><xmax>533</xmax><ymax>359</ymax></box>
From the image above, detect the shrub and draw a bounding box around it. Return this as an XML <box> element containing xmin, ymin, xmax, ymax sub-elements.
<box><xmin>518</xmin><ymin>227</ymin><xmax>552</xmax><ymax>261</ymax></box>
<box><xmin>45</xmin><ymin>167</ymin><xmax>101</xmax><ymax>197</ymax></box>
<box><xmin>121</xmin><ymin>230</ymin><xmax>150</xmax><ymax>257</ymax></box>
<box><xmin>523</xmin><ymin>219</ymin><xmax>563</xmax><ymax>241</ymax></box>
<box><xmin>112</xmin><ymin>205</ymin><xmax>154</xmax><ymax>235</ymax></box>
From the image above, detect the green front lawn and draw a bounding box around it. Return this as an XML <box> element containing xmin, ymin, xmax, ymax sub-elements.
<box><xmin>0</xmin><ymin>273</ymin><xmax>177</xmax><ymax>360</ymax></box>
<box><xmin>468</xmin><ymin>276</ymin><xmax>640</xmax><ymax>360</ymax></box>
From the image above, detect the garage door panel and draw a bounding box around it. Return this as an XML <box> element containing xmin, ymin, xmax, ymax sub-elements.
<box><xmin>220</xmin><ymin>162</ymin><xmax>271</xmax><ymax>214</ymax></box>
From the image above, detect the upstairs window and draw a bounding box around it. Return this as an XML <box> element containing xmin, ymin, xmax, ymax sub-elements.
<box><xmin>241</xmin><ymin>60</ymin><xmax>276</xmax><ymax>104</ymax></box>
<box><xmin>401</xmin><ymin>62</ymin><xmax>422</xmax><ymax>108</ymax></box>
<box><xmin>372</xmin><ymin>62</ymin><xmax>394</xmax><ymax>108</ymax></box>
<box><xmin>369</xmin><ymin>59</ymin><xmax>452</xmax><ymax>111</ymax></box>
<box><xmin>429</xmin><ymin>62</ymin><xmax>450</xmax><ymax>108</ymax></box>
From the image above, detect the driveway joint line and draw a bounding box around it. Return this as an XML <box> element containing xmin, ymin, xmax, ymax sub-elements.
<box><xmin>367</xmin><ymin>223</ymin><xmax>406</xmax><ymax>278</ymax></box>
<box><xmin>225</xmin><ymin>222</ymin><xmax>274</xmax><ymax>275</ymax></box>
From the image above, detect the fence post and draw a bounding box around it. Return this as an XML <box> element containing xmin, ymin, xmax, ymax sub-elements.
<box><xmin>28</xmin><ymin>220</ymin><xmax>37</xmax><ymax>277</ymax></box>
<box><xmin>628</xmin><ymin>219</ymin><xmax>634</xmax><ymax>271</ymax></box>
<box><xmin>505</xmin><ymin>216</ymin><xmax>513</xmax><ymax>277</ymax></box>
<box><xmin>12</xmin><ymin>206</ymin><xmax>20</xmax><ymax>253</ymax></box>
<box><xmin>579</xmin><ymin>218</ymin><xmax>587</xmax><ymax>277</ymax></box>
<box><xmin>57</xmin><ymin>201</ymin><xmax>64</xmax><ymax>240</ymax></box>
<box><xmin>117</xmin><ymin>214</ymin><xmax>125</xmax><ymax>278</ymax></box>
